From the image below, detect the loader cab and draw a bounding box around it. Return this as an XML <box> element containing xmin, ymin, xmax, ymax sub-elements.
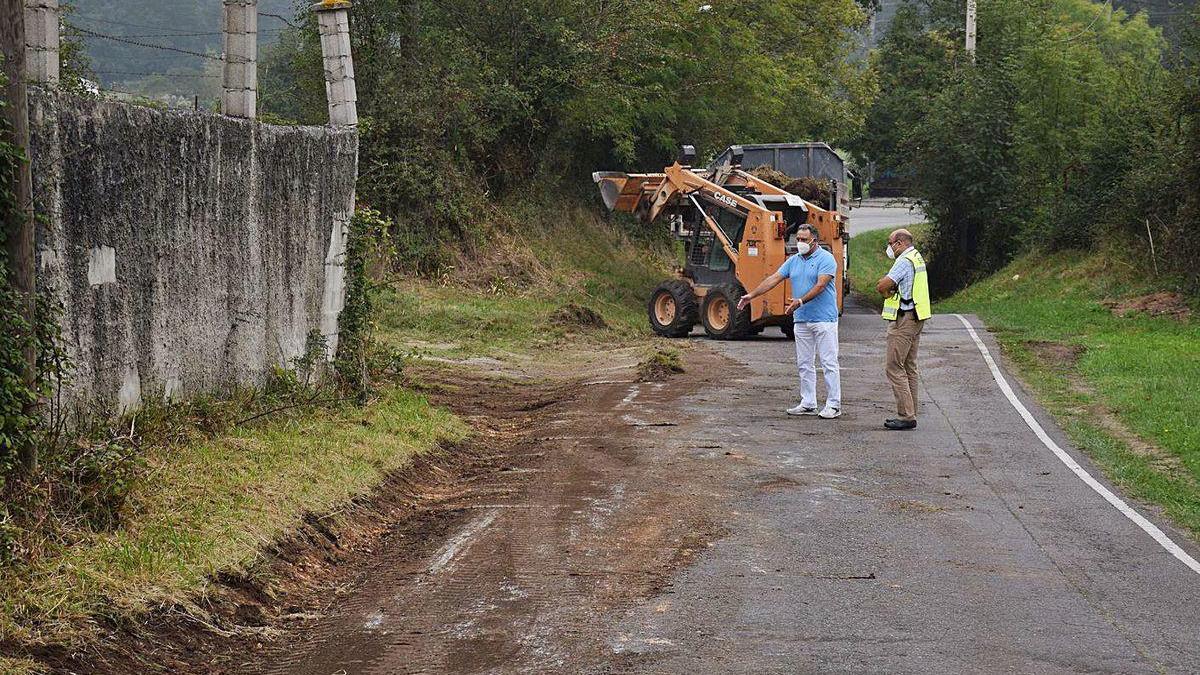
<box><xmin>682</xmin><ymin>191</ymin><xmax>808</xmax><ymax>284</ymax></box>
<box><xmin>683</xmin><ymin>202</ymin><xmax>744</xmax><ymax>287</ymax></box>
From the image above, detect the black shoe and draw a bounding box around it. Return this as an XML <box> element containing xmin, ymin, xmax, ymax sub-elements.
<box><xmin>884</xmin><ymin>419</ymin><xmax>917</xmax><ymax>430</ymax></box>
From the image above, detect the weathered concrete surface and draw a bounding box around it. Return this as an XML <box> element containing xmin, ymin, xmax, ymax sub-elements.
<box><xmin>27</xmin><ymin>89</ymin><xmax>358</xmax><ymax>412</ymax></box>
<box><xmin>244</xmin><ymin>302</ymin><xmax>1200</xmax><ymax>673</ymax></box>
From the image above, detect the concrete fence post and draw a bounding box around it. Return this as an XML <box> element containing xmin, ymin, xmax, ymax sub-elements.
<box><xmin>24</xmin><ymin>0</ymin><xmax>58</xmax><ymax>84</ymax></box>
<box><xmin>312</xmin><ymin>0</ymin><xmax>357</xmax><ymax>127</ymax></box>
<box><xmin>222</xmin><ymin>0</ymin><xmax>257</xmax><ymax>119</ymax></box>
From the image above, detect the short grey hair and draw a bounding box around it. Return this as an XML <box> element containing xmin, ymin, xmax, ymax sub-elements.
<box><xmin>796</xmin><ymin>224</ymin><xmax>819</xmax><ymax>239</ymax></box>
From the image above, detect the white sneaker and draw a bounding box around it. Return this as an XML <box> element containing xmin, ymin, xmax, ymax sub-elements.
<box><xmin>787</xmin><ymin>404</ymin><xmax>818</xmax><ymax>416</ymax></box>
<box><xmin>818</xmin><ymin>405</ymin><xmax>841</xmax><ymax>419</ymax></box>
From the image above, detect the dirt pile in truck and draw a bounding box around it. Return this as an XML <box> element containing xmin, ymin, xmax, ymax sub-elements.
<box><xmin>748</xmin><ymin>165</ymin><xmax>834</xmax><ymax>205</ymax></box>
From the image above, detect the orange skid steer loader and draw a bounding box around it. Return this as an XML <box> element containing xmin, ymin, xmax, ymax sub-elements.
<box><xmin>594</xmin><ymin>145</ymin><xmax>847</xmax><ymax>340</ymax></box>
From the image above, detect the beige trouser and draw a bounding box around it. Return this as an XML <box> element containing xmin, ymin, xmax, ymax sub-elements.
<box><xmin>886</xmin><ymin>312</ymin><xmax>925</xmax><ymax>421</ymax></box>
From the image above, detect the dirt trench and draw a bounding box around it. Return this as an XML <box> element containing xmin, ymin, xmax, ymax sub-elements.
<box><xmin>246</xmin><ymin>353</ymin><xmax>734</xmax><ymax>674</ymax></box>
<box><xmin>38</xmin><ymin>347</ymin><xmax>734</xmax><ymax>674</ymax></box>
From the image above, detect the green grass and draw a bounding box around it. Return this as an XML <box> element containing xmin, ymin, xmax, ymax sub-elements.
<box><xmin>938</xmin><ymin>251</ymin><xmax>1200</xmax><ymax>534</ymax></box>
<box><xmin>376</xmin><ymin>205</ymin><xmax>672</xmax><ymax>359</ymax></box>
<box><xmin>1</xmin><ymin>387</ymin><xmax>467</xmax><ymax>646</ymax></box>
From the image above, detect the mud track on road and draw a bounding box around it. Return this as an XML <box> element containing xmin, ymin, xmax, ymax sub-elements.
<box><xmin>43</xmin><ymin>348</ymin><xmax>735</xmax><ymax>674</ymax></box>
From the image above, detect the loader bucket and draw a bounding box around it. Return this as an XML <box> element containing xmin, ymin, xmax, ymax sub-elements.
<box><xmin>593</xmin><ymin>172</ymin><xmax>630</xmax><ymax>211</ymax></box>
<box><xmin>592</xmin><ymin>171</ymin><xmax>663</xmax><ymax>213</ymax></box>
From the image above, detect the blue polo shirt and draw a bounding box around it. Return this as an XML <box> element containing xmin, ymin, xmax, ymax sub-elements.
<box><xmin>777</xmin><ymin>247</ymin><xmax>838</xmax><ymax>323</ymax></box>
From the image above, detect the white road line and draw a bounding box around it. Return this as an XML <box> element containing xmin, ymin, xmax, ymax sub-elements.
<box><xmin>952</xmin><ymin>313</ymin><xmax>1200</xmax><ymax>575</ymax></box>
<box><xmin>428</xmin><ymin>508</ymin><xmax>499</xmax><ymax>574</ymax></box>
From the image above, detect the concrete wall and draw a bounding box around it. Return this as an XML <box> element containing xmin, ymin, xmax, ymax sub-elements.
<box><xmin>27</xmin><ymin>89</ymin><xmax>358</xmax><ymax>412</ymax></box>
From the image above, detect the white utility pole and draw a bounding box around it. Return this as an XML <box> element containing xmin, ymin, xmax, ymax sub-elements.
<box><xmin>966</xmin><ymin>0</ymin><xmax>977</xmax><ymax>60</ymax></box>
<box><xmin>222</xmin><ymin>0</ymin><xmax>258</xmax><ymax>119</ymax></box>
<box><xmin>24</xmin><ymin>0</ymin><xmax>59</xmax><ymax>84</ymax></box>
<box><xmin>313</xmin><ymin>0</ymin><xmax>357</xmax><ymax>127</ymax></box>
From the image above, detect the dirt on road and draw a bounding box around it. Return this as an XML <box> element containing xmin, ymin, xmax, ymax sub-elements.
<box><xmin>40</xmin><ymin>345</ymin><xmax>737</xmax><ymax>674</ymax></box>
<box><xmin>246</xmin><ymin>351</ymin><xmax>737</xmax><ymax>674</ymax></box>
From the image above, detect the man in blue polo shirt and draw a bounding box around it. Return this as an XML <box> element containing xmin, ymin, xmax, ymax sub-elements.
<box><xmin>737</xmin><ymin>225</ymin><xmax>841</xmax><ymax>419</ymax></box>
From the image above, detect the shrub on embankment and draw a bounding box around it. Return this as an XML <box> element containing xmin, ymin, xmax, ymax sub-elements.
<box><xmin>856</xmin><ymin>0</ymin><xmax>1200</xmax><ymax>297</ymax></box>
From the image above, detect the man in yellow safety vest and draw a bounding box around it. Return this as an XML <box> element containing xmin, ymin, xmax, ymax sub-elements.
<box><xmin>875</xmin><ymin>229</ymin><xmax>931</xmax><ymax>430</ymax></box>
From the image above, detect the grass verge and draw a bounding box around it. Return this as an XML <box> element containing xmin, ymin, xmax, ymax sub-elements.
<box><xmin>0</xmin><ymin>385</ymin><xmax>467</xmax><ymax>649</ymax></box>
<box><xmin>376</xmin><ymin>204</ymin><xmax>672</xmax><ymax>360</ymax></box>
<box><xmin>938</xmin><ymin>252</ymin><xmax>1200</xmax><ymax>536</ymax></box>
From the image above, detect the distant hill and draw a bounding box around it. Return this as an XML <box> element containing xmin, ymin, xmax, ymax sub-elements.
<box><xmin>65</xmin><ymin>0</ymin><xmax>297</xmax><ymax>102</ymax></box>
<box><xmin>869</xmin><ymin>0</ymin><xmax>1194</xmax><ymax>46</ymax></box>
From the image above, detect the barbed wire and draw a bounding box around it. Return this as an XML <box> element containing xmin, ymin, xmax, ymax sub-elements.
<box><xmin>63</xmin><ymin>14</ymin><xmax>213</xmax><ymax>33</ymax></box>
<box><xmin>67</xmin><ymin>12</ymin><xmax>306</xmax><ymax>104</ymax></box>
<box><xmin>66</xmin><ymin>13</ymin><xmax>302</xmax><ymax>33</ymax></box>
<box><xmin>92</xmin><ymin>70</ymin><xmax>221</xmax><ymax>79</ymax></box>
<box><xmin>71</xmin><ymin>28</ymin><xmax>287</xmax><ymax>39</ymax></box>
<box><xmin>258</xmin><ymin>12</ymin><xmax>300</xmax><ymax>28</ymax></box>
<box><xmin>68</xmin><ymin>24</ymin><xmax>251</xmax><ymax>64</ymax></box>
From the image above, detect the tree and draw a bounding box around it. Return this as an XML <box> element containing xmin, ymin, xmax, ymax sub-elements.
<box><xmin>259</xmin><ymin>0</ymin><xmax>875</xmax><ymax>272</ymax></box>
<box><xmin>862</xmin><ymin>0</ymin><xmax>1170</xmax><ymax>293</ymax></box>
<box><xmin>0</xmin><ymin>0</ymin><xmax>38</xmax><ymax>473</ymax></box>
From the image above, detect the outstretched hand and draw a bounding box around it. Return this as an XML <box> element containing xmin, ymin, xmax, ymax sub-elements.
<box><xmin>785</xmin><ymin>298</ymin><xmax>804</xmax><ymax>314</ymax></box>
<box><xmin>737</xmin><ymin>294</ymin><xmax>753</xmax><ymax>311</ymax></box>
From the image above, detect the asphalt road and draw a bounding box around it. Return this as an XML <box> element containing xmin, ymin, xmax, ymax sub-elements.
<box><xmin>254</xmin><ymin>303</ymin><xmax>1200</xmax><ymax>674</ymax></box>
<box><xmin>616</xmin><ymin>307</ymin><xmax>1200</xmax><ymax>673</ymax></box>
<box><xmin>847</xmin><ymin>199</ymin><xmax>925</xmax><ymax>234</ymax></box>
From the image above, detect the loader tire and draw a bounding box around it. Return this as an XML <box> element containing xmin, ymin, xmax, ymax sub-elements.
<box><xmin>700</xmin><ymin>283</ymin><xmax>752</xmax><ymax>340</ymax></box>
<box><xmin>647</xmin><ymin>279</ymin><xmax>698</xmax><ymax>337</ymax></box>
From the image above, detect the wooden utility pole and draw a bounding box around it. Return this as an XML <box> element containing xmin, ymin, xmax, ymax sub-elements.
<box><xmin>966</xmin><ymin>0</ymin><xmax>977</xmax><ymax>60</ymax></box>
<box><xmin>0</xmin><ymin>0</ymin><xmax>39</xmax><ymax>473</ymax></box>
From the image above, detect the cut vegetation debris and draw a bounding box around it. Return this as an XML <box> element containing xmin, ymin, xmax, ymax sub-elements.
<box><xmin>748</xmin><ymin>165</ymin><xmax>835</xmax><ymax>205</ymax></box>
<box><xmin>1101</xmin><ymin>292</ymin><xmax>1192</xmax><ymax>322</ymax></box>
<box><xmin>638</xmin><ymin>347</ymin><xmax>685</xmax><ymax>381</ymax></box>
<box><xmin>550</xmin><ymin>303</ymin><xmax>608</xmax><ymax>330</ymax></box>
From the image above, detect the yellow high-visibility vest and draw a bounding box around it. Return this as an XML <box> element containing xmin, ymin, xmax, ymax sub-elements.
<box><xmin>882</xmin><ymin>248</ymin><xmax>931</xmax><ymax>321</ymax></box>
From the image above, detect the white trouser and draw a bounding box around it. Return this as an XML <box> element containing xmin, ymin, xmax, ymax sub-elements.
<box><xmin>793</xmin><ymin>321</ymin><xmax>841</xmax><ymax>409</ymax></box>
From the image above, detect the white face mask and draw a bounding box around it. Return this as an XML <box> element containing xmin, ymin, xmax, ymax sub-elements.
<box><xmin>797</xmin><ymin>241</ymin><xmax>812</xmax><ymax>255</ymax></box>
<box><xmin>885</xmin><ymin>244</ymin><xmax>896</xmax><ymax>260</ymax></box>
